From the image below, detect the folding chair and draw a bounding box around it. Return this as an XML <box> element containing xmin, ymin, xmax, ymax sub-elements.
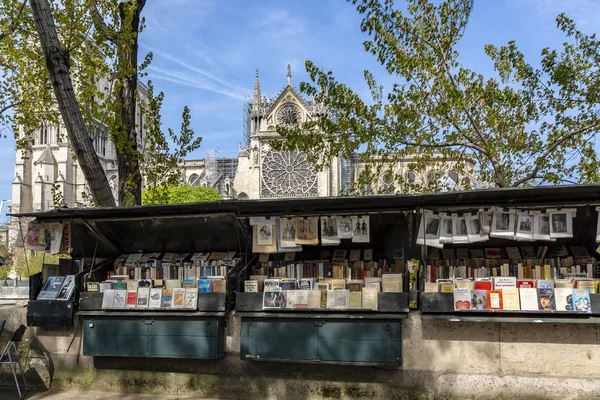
<box><xmin>0</xmin><ymin>324</ymin><xmax>27</xmax><ymax>399</ymax></box>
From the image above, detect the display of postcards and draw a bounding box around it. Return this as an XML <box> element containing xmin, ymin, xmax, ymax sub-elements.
<box><xmin>537</xmin><ymin>288</ymin><xmax>555</xmax><ymax>311</ymax></box>
<box><xmin>295</xmin><ymin>217</ymin><xmax>319</xmax><ymax>245</ymax></box>
<box><xmin>439</xmin><ymin>213</ymin><xmax>453</xmax><ymax>243</ymax></box>
<box><xmin>161</xmin><ymin>289</ymin><xmax>173</xmax><ymax>308</ymax></box>
<box><xmin>490</xmin><ymin>209</ymin><xmax>516</xmax><ymax>238</ymax></box>
<box><xmin>351</xmin><ymin>216</ymin><xmax>370</xmax><ymax>243</ymax></box>
<box><xmin>548</xmin><ymin>208</ymin><xmax>576</xmax><ymax>239</ymax></box>
<box><xmin>515</xmin><ymin>212</ymin><xmax>534</xmax><ymax>241</ymax></box>
<box><xmin>149</xmin><ymin>288</ymin><xmax>163</xmax><ymax>308</ymax></box>
<box><xmin>37</xmin><ymin>276</ymin><xmax>66</xmax><ymax>300</ymax></box>
<box><xmin>484</xmin><ymin>248</ymin><xmax>502</xmax><ymax>259</ymax></box>
<box><xmin>572</xmin><ymin>289</ymin><xmax>592</xmax><ymax>313</ymax></box>
<box><xmin>554</xmin><ymin>288</ymin><xmax>573</xmax><ymax>312</ymax></box>
<box><xmin>349</xmin><ymin>249</ymin><xmax>361</xmax><ymax>262</ymax></box>
<box><xmin>479</xmin><ymin>210</ymin><xmax>493</xmax><ymax>234</ymax></box>
<box><xmin>279</xmin><ymin>279</ymin><xmax>297</xmax><ymax>290</ymax></box>
<box><xmin>137</xmin><ymin>287</ymin><xmax>150</xmax><ymax>308</ymax></box>
<box><xmin>470</xmin><ymin>290</ymin><xmax>487</xmax><ymax>310</ymax></box>
<box><xmin>331</xmin><ymin>249</ymin><xmax>347</xmax><ymax>262</ymax></box>
<box><xmin>321</xmin><ymin>216</ymin><xmax>341</xmax><ymax>246</ymax></box>
<box><xmin>113</xmin><ymin>290</ymin><xmax>127</xmax><ymax>308</ymax></box>
<box><xmin>263</xmin><ymin>289</ymin><xmax>285</xmax><ymax>309</ymax></box>
<box><xmin>533</xmin><ymin>213</ymin><xmax>555</xmax><ymax>241</ymax></box>
<box><xmin>451</xmin><ymin>214</ymin><xmax>469</xmax><ymax>244</ymax></box>
<box><xmin>465</xmin><ymin>213</ymin><xmax>488</xmax><ymax>243</ymax></box>
<box><xmin>416</xmin><ymin>210</ymin><xmax>442</xmax><ymax>248</ymax></box>
<box><xmin>505</xmin><ymin>247</ymin><xmax>521</xmax><ymax>260</ymax></box>
<box><xmin>453</xmin><ymin>288</ymin><xmax>472</xmax><ymax>311</ymax></box>
<box><xmin>172</xmin><ymin>288</ymin><xmax>185</xmax><ymax>308</ymax></box>
<box><xmin>101</xmin><ymin>290</ymin><xmax>115</xmax><ymax>309</ymax></box>
<box><xmin>184</xmin><ymin>288</ymin><xmax>198</xmax><ymax>310</ymax></box>
<box><xmin>336</xmin><ymin>216</ymin><xmax>353</xmax><ymax>239</ymax></box>
<box><xmin>469</xmin><ymin>248</ymin><xmax>485</xmax><ymax>259</ymax></box>
<box><xmin>520</xmin><ymin>246</ymin><xmax>536</xmax><ymax>258</ymax></box>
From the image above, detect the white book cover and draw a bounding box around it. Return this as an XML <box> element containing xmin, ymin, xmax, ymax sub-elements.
<box><xmin>326</xmin><ymin>290</ymin><xmax>337</xmax><ymax>308</ymax></box>
<box><xmin>102</xmin><ymin>289</ymin><xmax>115</xmax><ymax>309</ymax></box>
<box><xmin>285</xmin><ymin>290</ymin><xmax>297</xmax><ymax>309</ymax></box>
<box><xmin>294</xmin><ymin>290</ymin><xmax>309</xmax><ymax>308</ymax></box>
<box><xmin>113</xmin><ymin>290</ymin><xmax>127</xmax><ymax>308</ymax></box>
<box><xmin>136</xmin><ymin>287</ymin><xmax>150</xmax><ymax>309</ymax></box>
<box><xmin>554</xmin><ymin>288</ymin><xmax>573</xmax><ymax>312</ymax></box>
<box><xmin>453</xmin><ymin>288</ymin><xmax>472</xmax><ymax>311</ymax></box>
<box><xmin>334</xmin><ymin>290</ymin><xmax>349</xmax><ymax>309</ymax></box>
<box><xmin>149</xmin><ymin>288</ymin><xmax>163</xmax><ymax>309</ymax></box>
<box><xmin>184</xmin><ymin>288</ymin><xmax>198</xmax><ymax>310</ymax></box>
<box><xmin>244</xmin><ymin>280</ymin><xmax>259</xmax><ymax>293</ymax></box>
<box><xmin>307</xmin><ymin>290</ymin><xmax>321</xmax><ymax>308</ymax></box>
<box><xmin>519</xmin><ymin>288</ymin><xmax>539</xmax><ymax>311</ymax></box>
<box><xmin>493</xmin><ymin>277</ymin><xmax>517</xmax><ymax>290</ymax></box>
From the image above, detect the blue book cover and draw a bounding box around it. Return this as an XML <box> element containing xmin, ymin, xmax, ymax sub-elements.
<box><xmin>198</xmin><ymin>279</ymin><xmax>211</xmax><ymax>293</ymax></box>
<box><xmin>572</xmin><ymin>289</ymin><xmax>592</xmax><ymax>313</ymax></box>
<box><xmin>537</xmin><ymin>280</ymin><xmax>554</xmax><ymax>289</ymax></box>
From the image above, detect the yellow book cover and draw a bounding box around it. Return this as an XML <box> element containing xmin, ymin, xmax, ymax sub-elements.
<box><xmin>502</xmin><ymin>288</ymin><xmax>520</xmax><ymax>310</ymax></box>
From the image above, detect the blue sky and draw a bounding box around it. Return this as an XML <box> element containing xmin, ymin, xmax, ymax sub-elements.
<box><xmin>1</xmin><ymin>0</ymin><xmax>599</xmax><ymax>218</ymax></box>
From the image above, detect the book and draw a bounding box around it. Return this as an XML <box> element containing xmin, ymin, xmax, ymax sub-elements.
<box><xmin>326</xmin><ymin>290</ymin><xmax>336</xmax><ymax>308</ymax></box>
<box><xmin>537</xmin><ymin>280</ymin><xmax>554</xmax><ymax>289</ymax></box>
<box><xmin>101</xmin><ymin>289</ymin><xmax>115</xmax><ymax>309</ymax></box>
<box><xmin>453</xmin><ymin>288</ymin><xmax>472</xmax><ymax>311</ymax></box>
<box><xmin>382</xmin><ymin>274</ymin><xmax>403</xmax><ymax>292</ymax></box>
<box><xmin>295</xmin><ymin>290</ymin><xmax>309</xmax><ymax>308</ymax></box>
<box><xmin>161</xmin><ymin>289</ymin><xmax>173</xmax><ymax>308</ymax></box>
<box><xmin>211</xmin><ymin>280</ymin><xmax>226</xmax><ymax>293</ymax></box>
<box><xmin>362</xmin><ymin>287</ymin><xmax>378</xmax><ymax>310</ymax></box>
<box><xmin>263</xmin><ymin>289</ymin><xmax>285</xmax><ymax>309</ymax></box>
<box><xmin>364</xmin><ymin>277</ymin><xmax>381</xmax><ymax>291</ymax></box>
<box><xmin>320</xmin><ymin>290</ymin><xmax>327</xmax><ymax>308</ymax></box>
<box><xmin>487</xmin><ymin>290</ymin><xmax>503</xmax><ymax>310</ymax></box>
<box><xmin>455</xmin><ymin>278</ymin><xmax>475</xmax><ymax>290</ymax></box>
<box><xmin>349</xmin><ymin>249</ymin><xmax>361</xmax><ymax>261</ymax></box>
<box><xmin>554</xmin><ymin>288</ymin><xmax>573</xmax><ymax>311</ymax></box>
<box><xmin>517</xmin><ymin>279</ymin><xmax>535</xmax><ymax>288</ymax></box>
<box><xmin>264</xmin><ymin>279</ymin><xmax>281</xmax><ymax>291</ymax></box>
<box><xmin>87</xmin><ymin>282</ymin><xmax>99</xmax><ymax>292</ymax></box>
<box><xmin>37</xmin><ymin>276</ymin><xmax>65</xmax><ymax>300</ymax></box>
<box><xmin>182</xmin><ymin>279</ymin><xmax>197</xmax><ymax>289</ymax></box>
<box><xmin>165</xmin><ymin>280</ymin><xmax>181</xmax><ymax>290</ymax></box>
<box><xmin>114</xmin><ymin>289</ymin><xmax>127</xmax><ymax>308</ymax></box>
<box><xmin>137</xmin><ymin>287</ymin><xmax>150</xmax><ymax>308</ymax></box>
<box><xmin>347</xmin><ymin>280</ymin><xmax>364</xmax><ymax>292</ymax></box>
<box><xmin>363</xmin><ymin>249</ymin><xmax>373</xmax><ymax>261</ymax></box>
<box><xmin>172</xmin><ymin>288</ymin><xmax>185</xmax><ymax>308</ymax></box>
<box><xmin>126</xmin><ymin>290</ymin><xmax>138</xmax><ymax>308</ymax></box>
<box><xmin>493</xmin><ymin>277</ymin><xmax>516</xmax><ymax>290</ymax></box>
<box><xmin>502</xmin><ymin>288</ymin><xmax>520</xmax><ymax>310</ymax></box>
<box><xmin>279</xmin><ymin>279</ymin><xmax>297</xmax><ymax>290</ymax></box>
<box><xmin>471</xmin><ymin>290</ymin><xmax>487</xmax><ymax>310</ymax></box>
<box><xmin>114</xmin><ymin>281</ymin><xmax>126</xmax><ymax>290</ymax></box>
<box><xmin>575</xmin><ymin>280</ymin><xmax>597</xmax><ymax>294</ymax></box>
<box><xmin>126</xmin><ymin>280</ymin><xmax>139</xmax><ymax>291</ymax></box>
<box><xmin>245</xmin><ymin>280</ymin><xmax>259</xmax><ymax>293</ymax></box>
<box><xmin>330</xmin><ymin>279</ymin><xmax>346</xmax><ymax>290</ymax></box>
<box><xmin>308</xmin><ymin>290</ymin><xmax>322</xmax><ymax>308</ymax></box>
<box><xmin>506</xmin><ymin>246</ymin><xmax>521</xmax><ymax>259</ymax></box>
<box><xmin>439</xmin><ymin>281</ymin><xmax>454</xmax><ymax>293</ymax></box>
<box><xmin>315</xmin><ymin>282</ymin><xmax>330</xmax><ymax>291</ymax></box>
<box><xmin>299</xmin><ymin>279</ymin><xmax>314</xmax><ymax>290</ymax></box>
<box><xmin>474</xmin><ymin>279</ymin><xmax>492</xmax><ymax>291</ymax></box>
<box><xmin>331</xmin><ymin>249</ymin><xmax>347</xmax><ymax>262</ymax></box>
<box><xmin>537</xmin><ymin>288</ymin><xmax>555</xmax><ymax>311</ymax></box>
<box><xmin>334</xmin><ymin>290</ymin><xmax>350</xmax><ymax>309</ymax></box>
<box><xmin>198</xmin><ymin>279</ymin><xmax>211</xmax><ymax>293</ymax></box>
<box><xmin>572</xmin><ymin>289</ymin><xmax>592</xmax><ymax>313</ymax></box>
<box><xmin>285</xmin><ymin>290</ymin><xmax>297</xmax><ymax>308</ymax></box>
<box><xmin>554</xmin><ymin>279</ymin><xmax>574</xmax><ymax>289</ymax></box>
<box><xmin>519</xmin><ymin>288</ymin><xmax>539</xmax><ymax>311</ymax></box>
<box><xmin>349</xmin><ymin>291</ymin><xmax>362</xmax><ymax>309</ymax></box>
<box><xmin>424</xmin><ymin>282</ymin><xmax>439</xmax><ymax>292</ymax></box>
<box><xmin>149</xmin><ymin>288</ymin><xmax>162</xmax><ymax>308</ymax></box>
<box><xmin>99</xmin><ymin>282</ymin><xmax>113</xmax><ymax>293</ymax></box>
<box><xmin>56</xmin><ymin>275</ymin><xmax>76</xmax><ymax>301</ymax></box>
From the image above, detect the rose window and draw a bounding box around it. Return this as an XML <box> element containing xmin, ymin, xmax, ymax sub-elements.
<box><xmin>261</xmin><ymin>150</ymin><xmax>318</xmax><ymax>198</ymax></box>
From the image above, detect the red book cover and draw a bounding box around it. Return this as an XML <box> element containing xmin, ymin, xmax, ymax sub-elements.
<box><xmin>126</xmin><ymin>290</ymin><xmax>137</xmax><ymax>307</ymax></box>
<box><xmin>475</xmin><ymin>280</ymin><xmax>492</xmax><ymax>290</ymax></box>
<box><xmin>487</xmin><ymin>290</ymin><xmax>503</xmax><ymax>310</ymax></box>
<box><xmin>517</xmin><ymin>279</ymin><xmax>535</xmax><ymax>288</ymax></box>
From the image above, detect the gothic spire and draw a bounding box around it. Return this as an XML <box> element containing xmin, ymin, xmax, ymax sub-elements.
<box><xmin>253</xmin><ymin>69</ymin><xmax>261</xmax><ymax>104</ymax></box>
<box><xmin>287</xmin><ymin>64</ymin><xmax>291</xmax><ymax>86</ymax></box>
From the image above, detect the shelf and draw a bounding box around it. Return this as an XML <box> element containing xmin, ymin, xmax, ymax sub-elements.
<box><xmin>236</xmin><ymin>311</ymin><xmax>407</xmax><ymax>320</ymax></box>
<box><xmin>421</xmin><ymin>313</ymin><xmax>599</xmax><ymax>324</ymax></box>
<box><xmin>77</xmin><ymin>310</ymin><xmax>226</xmax><ymax>318</ymax></box>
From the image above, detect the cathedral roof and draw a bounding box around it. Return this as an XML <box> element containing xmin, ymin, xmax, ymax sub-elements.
<box><xmin>35</xmin><ymin>146</ymin><xmax>56</xmax><ymax>165</ymax></box>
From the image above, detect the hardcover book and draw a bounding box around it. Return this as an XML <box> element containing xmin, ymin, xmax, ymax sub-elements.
<box><xmin>137</xmin><ymin>287</ymin><xmax>150</xmax><ymax>308</ymax></box>
<box><xmin>519</xmin><ymin>288</ymin><xmax>539</xmax><ymax>311</ymax></box>
<box><xmin>572</xmin><ymin>288</ymin><xmax>592</xmax><ymax>313</ymax></box>
<box><xmin>161</xmin><ymin>289</ymin><xmax>173</xmax><ymax>308</ymax></box>
<box><xmin>554</xmin><ymin>287</ymin><xmax>573</xmax><ymax>311</ymax></box>
<box><xmin>362</xmin><ymin>287</ymin><xmax>378</xmax><ymax>311</ymax></box>
<box><xmin>184</xmin><ymin>288</ymin><xmax>198</xmax><ymax>310</ymax></box>
<box><xmin>149</xmin><ymin>288</ymin><xmax>162</xmax><ymax>308</ymax></box>
<box><xmin>453</xmin><ymin>288</ymin><xmax>472</xmax><ymax>311</ymax></box>
<box><xmin>471</xmin><ymin>290</ymin><xmax>487</xmax><ymax>310</ymax></box>
<box><xmin>487</xmin><ymin>290</ymin><xmax>503</xmax><ymax>310</ymax></box>
<box><xmin>308</xmin><ymin>290</ymin><xmax>322</xmax><ymax>308</ymax></box>
<box><xmin>211</xmin><ymin>279</ymin><xmax>226</xmax><ymax>293</ymax></box>
<box><xmin>349</xmin><ymin>291</ymin><xmax>362</xmax><ymax>309</ymax></box>
<box><xmin>101</xmin><ymin>289</ymin><xmax>115</xmax><ymax>309</ymax></box>
<box><xmin>502</xmin><ymin>288</ymin><xmax>520</xmax><ymax>310</ymax></box>
<box><xmin>172</xmin><ymin>288</ymin><xmax>185</xmax><ymax>308</ymax></box>
<box><xmin>113</xmin><ymin>290</ymin><xmax>127</xmax><ymax>308</ymax></box>
<box><xmin>537</xmin><ymin>288</ymin><xmax>555</xmax><ymax>311</ymax></box>
<box><xmin>294</xmin><ymin>290</ymin><xmax>309</xmax><ymax>308</ymax></box>
<box><xmin>126</xmin><ymin>290</ymin><xmax>138</xmax><ymax>308</ymax></box>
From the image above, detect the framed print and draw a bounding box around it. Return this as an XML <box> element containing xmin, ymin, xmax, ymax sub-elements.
<box><xmin>416</xmin><ymin>210</ymin><xmax>442</xmax><ymax>248</ymax></box>
<box><xmin>548</xmin><ymin>208</ymin><xmax>576</xmax><ymax>239</ymax></box>
<box><xmin>533</xmin><ymin>213</ymin><xmax>555</xmax><ymax>241</ymax></box>
<box><xmin>257</xmin><ymin>223</ymin><xmax>274</xmax><ymax>246</ymax></box>
<box><xmin>479</xmin><ymin>209</ymin><xmax>493</xmax><ymax>234</ymax></box>
<box><xmin>490</xmin><ymin>209</ymin><xmax>516</xmax><ymax>239</ymax></box>
<box><xmin>515</xmin><ymin>211</ymin><xmax>534</xmax><ymax>241</ymax></box>
<box><xmin>279</xmin><ymin>217</ymin><xmax>297</xmax><ymax>248</ymax></box>
<box><xmin>336</xmin><ymin>216</ymin><xmax>353</xmax><ymax>239</ymax></box>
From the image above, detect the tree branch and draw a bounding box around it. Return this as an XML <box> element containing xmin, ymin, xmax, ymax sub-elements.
<box><xmin>511</xmin><ymin>123</ymin><xmax>600</xmax><ymax>186</ymax></box>
<box><xmin>87</xmin><ymin>0</ymin><xmax>117</xmax><ymax>43</ymax></box>
<box><xmin>0</xmin><ymin>0</ymin><xmax>28</xmax><ymax>41</ymax></box>
<box><xmin>0</xmin><ymin>101</ymin><xmax>20</xmax><ymax>115</ymax></box>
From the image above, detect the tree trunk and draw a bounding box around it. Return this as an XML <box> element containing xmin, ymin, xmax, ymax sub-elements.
<box><xmin>29</xmin><ymin>0</ymin><xmax>116</xmax><ymax>208</ymax></box>
<box><xmin>115</xmin><ymin>0</ymin><xmax>146</xmax><ymax>206</ymax></box>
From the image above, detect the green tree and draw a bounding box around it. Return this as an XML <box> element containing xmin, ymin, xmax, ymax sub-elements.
<box><xmin>276</xmin><ymin>0</ymin><xmax>600</xmax><ymax>192</ymax></box>
<box><xmin>142</xmin><ymin>185</ymin><xmax>223</xmax><ymax>205</ymax></box>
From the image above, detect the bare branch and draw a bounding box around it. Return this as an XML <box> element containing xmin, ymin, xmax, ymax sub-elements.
<box><xmin>0</xmin><ymin>0</ymin><xmax>28</xmax><ymax>41</ymax></box>
<box><xmin>87</xmin><ymin>0</ymin><xmax>117</xmax><ymax>43</ymax></box>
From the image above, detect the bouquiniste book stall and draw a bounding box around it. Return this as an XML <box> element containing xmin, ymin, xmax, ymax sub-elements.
<box><xmin>16</xmin><ymin>205</ymin><xmax>252</xmax><ymax>359</ymax></box>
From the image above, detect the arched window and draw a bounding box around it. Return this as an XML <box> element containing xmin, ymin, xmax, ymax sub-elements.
<box><xmin>448</xmin><ymin>171</ymin><xmax>459</xmax><ymax>184</ymax></box>
<box><xmin>189</xmin><ymin>174</ymin><xmax>200</xmax><ymax>186</ymax></box>
<box><xmin>426</xmin><ymin>170</ymin><xmax>437</xmax><ymax>185</ymax></box>
<box><xmin>238</xmin><ymin>192</ymin><xmax>249</xmax><ymax>200</ymax></box>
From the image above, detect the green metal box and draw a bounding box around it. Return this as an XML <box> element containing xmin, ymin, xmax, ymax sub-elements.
<box><xmin>240</xmin><ymin>317</ymin><xmax>401</xmax><ymax>366</ymax></box>
<box><xmin>83</xmin><ymin>315</ymin><xmax>224</xmax><ymax>359</ymax></box>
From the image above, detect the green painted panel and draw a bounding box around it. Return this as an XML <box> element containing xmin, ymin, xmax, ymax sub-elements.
<box><xmin>241</xmin><ymin>319</ymin><xmax>319</xmax><ymax>362</ymax></box>
<box><xmin>149</xmin><ymin>319</ymin><xmax>216</xmax><ymax>337</ymax></box>
<box><xmin>147</xmin><ymin>336</ymin><xmax>217</xmax><ymax>358</ymax></box>
<box><xmin>83</xmin><ymin>319</ymin><xmax>148</xmax><ymax>357</ymax></box>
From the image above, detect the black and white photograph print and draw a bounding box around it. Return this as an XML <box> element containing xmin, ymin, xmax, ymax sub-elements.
<box><xmin>321</xmin><ymin>216</ymin><xmax>341</xmax><ymax>246</ymax></box>
<box><xmin>417</xmin><ymin>210</ymin><xmax>443</xmax><ymax>248</ymax></box>
<box><xmin>490</xmin><ymin>210</ymin><xmax>515</xmax><ymax>239</ymax></box>
<box><xmin>479</xmin><ymin>210</ymin><xmax>493</xmax><ymax>233</ymax></box>
<box><xmin>451</xmin><ymin>214</ymin><xmax>469</xmax><ymax>244</ymax></box>
<box><xmin>439</xmin><ymin>214</ymin><xmax>454</xmax><ymax>243</ymax></box>
<box><xmin>548</xmin><ymin>208</ymin><xmax>575</xmax><ymax>239</ymax></box>
<box><xmin>337</xmin><ymin>216</ymin><xmax>353</xmax><ymax>239</ymax></box>
<box><xmin>351</xmin><ymin>215</ymin><xmax>370</xmax><ymax>243</ymax></box>
<box><xmin>279</xmin><ymin>218</ymin><xmax>297</xmax><ymax>247</ymax></box>
<box><xmin>257</xmin><ymin>223</ymin><xmax>274</xmax><ymax>246</ymax></box>
<box><xmin>465</xmin><ymin>213</ymin><xmax>488</xmax><ymax>243</ymax></box>
<box><xmin>533</xmin><ymin>213</ymin><xmax>554</xmax><ymax>241</ymax></box>
<box><xmin>515</xmin><ymin>212</ymin><xmax>534</xmax><ymax>241</ymax></box>
<box><xmin>425</xmin><ymin>216</ymin><xmax>440</xmax><ymax>236</ymax></box>
<box><xmin>497</xmin><ymin>213</ymin><xmax>510</xmax><ymax>231</ymax></box>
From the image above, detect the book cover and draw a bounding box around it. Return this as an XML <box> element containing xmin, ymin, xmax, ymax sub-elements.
<box><xmin>575</xmin><ymin>280</ymin><xmax>597</xmax><ymax>294</ymax></box>
<box><xmin>263</xmin><ymin>289</ymin><xmax>285</xmax><ymax>309</ymax></box>
<box><xmin>519</xmin><ymin>288</ymin><xmax>539</xmax><ymax>310</ymax></box>
<box><xmin>320</xmin><ymin>290</ymin><xmax>327</xmax><ymax>308</ymax></box>
<box><xmin>469</xmin><ymin>248</ymin><xmax>485</xmax><ymax>259</ymax></box>
<box><xmin>537</xmin><ymin>280</ymin><xmax>554</xmax><ymax>289</ymax></box>
<box><xmin>87</xmin><ymin>282</ymin><xmax>100</xmax><ymax>292</ymax></box>
<box><xmin>114</xmin><ymin>289</ymin><xmax>127</xmax><ymax>308</ymax></box>
<box><xmin>299</xmin><ymin>279</ymin><xmax>314</xmax><ymax>290</ymax></box>
<box><xmin>517</xmin><ymin>279</ymin><xmax>535</xmax><ymax>288</ymax></box>
<box><xmin>126</xmin><ymin>290</ymin><xmax>138</xmax><ymax>308</ymax></box>
<box><xmin>37</xmin><ymin>276</ymin><xmax>66</xmax><ymax>300</ymax></box>
<box><xmin>113</xmin><ymin>281</ymin><xmax>126</xmax><ymax>290</ymax></box>
<box><xmin>308</xmin><ymin>290</ymin><xmax>321</xmax><ymax>308</ymax></box>
<box><xmin>349</xmin><ymin>291</ymin><xmax>362</xmax><ymax>308</ymax></box>
<box><xmin>335</xmin><ymin>290</ymin><xmax>350</xmax><ymax>309</ymax></box>
<box><xmin>172</xmin><ymin>288</ymin><xmax>185</xmax><ymax>308</ymax></box>
<box><xmin>185</xmin><ymin>289</ymin><xmax>198</xmax><ymax>310</ymax></box>
<box><xmin>330</xmin><ymin>279</ymin><xmax>346</xmax><ymax>290</ymax></box>
<box><xmin>382</xmin><ymin>274</ymin><xmax>403</xmax><ymax>292</ymax></box>
<box><xmin>56</xmin><ymin>275</ymin><xmax>76</xmax><ymax>301</ymax></box>
<box><xmin>554</xmin><ymin>288</ymin><xmax>573</xmax><ymax>311</ymax></box>
<box><xmin>315</xmin><ymin>282</ymin><xmax>330</xmax><ymax>291</ymax></box>
<box><xmin>439</xmin><ymin>281</ymin><xmax>454</xmax><ymax>293</ymax></box>
<box><xmin>349</xmin><ymin>249</ymin><xmax>361</xmax><ymax>262</ymax></box>
<box><xmin>331</xmin><ymin>249</ymin><xmax>347</xmax><ymax>262</ymax></box>
<box><xmin>537</xmin><ymin>288</ymin><xmax>555</xmax><ymax>311</ymax></box>
<box><xmin>554</xmin><ymin>279</ymin><xmax>574</xmax><ymax>288</ymax></box>
<box><xmin>149</xmin><ymin>288</ymin><xmax>162</xmax><ymax>308</ymax></box>
<box><xmin>279</xmin><ymin>279</ymin><xmax>297</xmax><ymax>290</ymax></box>
<box><xmin>295</xmin><ymin>290</ymin><xmax>309</xmax><ymax>308</ymax></box>
<box><xmin>362</xmin><ymin>287</ymin><xmax>378</xmax><ymax>310</ymax></box>
<box><xmin>264</xmin><ymin>279</ymin><xmax>281</xmax><ymax>291</ymax></box>
<box><xmin>161</xmin><ymin>289</ymin><xmax>173</xmax><ymax>308</ymax></box>
<box><xmin>474</xmin><ymin>279</ymin><xmax>493</xmax><ymax>291</ymax></box>
<box><xmin>453</xmin><ymin>288</ymin><xmax>472</xmax><ymax>311</ymax></box>
<box><xmin>487</xmin><ymin>290</ymin><xmax>503</xmax><ymax>310</ymax></box>
<box><xmin>493</xmin><ymin>277</ymin><xmax>516</xmax><ymax>290</ymax></box>
<box><xmin>502</xmin><ymin>288</ymin><xmax>520</xmax><ymax>310</ymax></box>
<box><xmin>101</xmin><ymin>289</ymin><xmax>115</xmax><ymax>309</ymax></box>
<box><xmin>137</xmin><ymin>287</ymin><xmax>150</xmax><ymax>308</ymax></box>
<box><xmin>211</xmin><ymin>280</ymin><xmax>226</xmax><ymax>293</ymax></box>
<box><xmin>471</xmin><ymin>290</ymin><xmax>488</xmax><ymax>310</ymax></box>
<box><xmin>506</xmin><ymin>246</ymin><xmax>521</xmax><ymax>260</ymax></box>
<box><xmin>572</xmin><ymin>289</ymin><xmax>592</xmax><ymax>313</ymax></box>
<box><xmin>182</xmin><ymin>279</ymin><xmax>197</xmax><ymax>289</ymax></box>
<box><xmin>245</xmin><ymin>280</ymin><xmax>259</xmax><ymax>293</ymax></box>
<box><xmin>126</xmin><ymin>280</ymin><xmax>139</xmax><ymax>291</ymax></box>
<box><xmin>285</xmin><ymin>290</ymin><xmax>297</xmax><ymax>308</ymax></box>
<box><xmin>424</xmin><ymin>282</ymin><xmax>439</xmax><ymax>292</ymax></box>
<box><xmin>198</xmin><ymin>279</ymin><xmax>211</xmax><ymax>293</ymax></box>
<box><xmin>165</xmin><ymin>279</ymin><xmax>182</xmax><ymax>290</ymax></box>
<box><xmin>99</xmin><ymin>282</ymin><xmax>113</xmax><ymax>293</ymax></box>
<box><xmin>326</xmin><ymin>290</ymin><xmax>336</xmax><ymax>308</ymax></box>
